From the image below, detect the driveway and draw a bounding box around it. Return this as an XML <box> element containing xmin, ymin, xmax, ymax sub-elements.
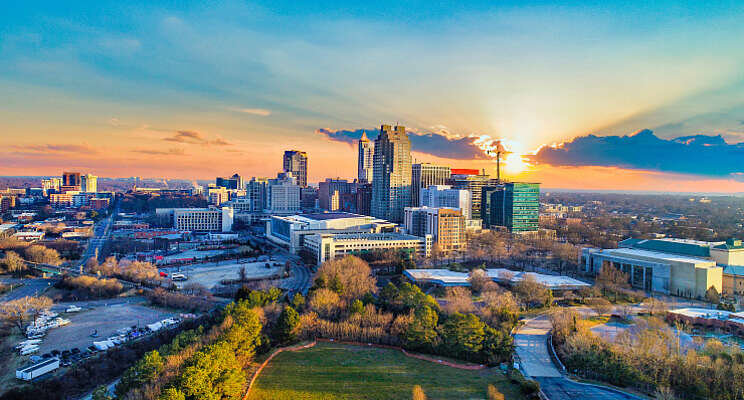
<box><xmin>515</xmin><ymin>314</ymin><xmax>643</xmax><ymax>400</ymax></box>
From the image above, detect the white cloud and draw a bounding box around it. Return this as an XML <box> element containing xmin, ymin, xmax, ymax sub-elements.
<box><xmin>228</xmin><ymin>107</ymin><xmax>272</xmax><ymax>116</ymax></box>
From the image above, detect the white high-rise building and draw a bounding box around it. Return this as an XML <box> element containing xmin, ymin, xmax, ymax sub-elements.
<box><xmin>162</xmin><ymin>207</ymin><xmax>234</xmax><ymax>232</ymax></box>
<box><xmin>420</xmin><ymin>185</ymin><xmax>472</xmax><ymax>220</ymax></box>
<box><xmin>371</xmin><ymin>124</ymin><xmax>412</xmax><ymax>223</ymax></box>
<box><xmin>81</xmin><ymin>174</ymin><xmax>97</xmax><ymax>193</ymax></box>
<box><xmin>411</xmin><ymin>163</ymin><xmax>450</xmax><ymax>207</ymax></box>
<box><xmin>267</xmin><ymin>172</ymin><xmax>301</xmax><ymax>214</ymax></box>
<box><xmin>357</xmin><ymin>131</ymin><xmax>374</xmax><ymax>183</ymax></box>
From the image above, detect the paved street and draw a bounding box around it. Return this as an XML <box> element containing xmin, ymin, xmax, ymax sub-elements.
<box><xmin>0</xmin><ymin>278</ymin><xmax>54</xmax><ymax>301</ymax></box>
<box><xmin>515</xmin><ymin>314</ymin><xmax>642</xmax><ymax>400</ymax></box>
<box><xmin>76</xmin><ymin>201</ymin><xmax>118</xmax><ymax>267</ymax></box>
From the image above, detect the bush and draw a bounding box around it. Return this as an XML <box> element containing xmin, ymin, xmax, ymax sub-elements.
<box><xmin>57</xmin><ymin>275</ymin><xmax>123</xmax><ymax>299</ymax></box>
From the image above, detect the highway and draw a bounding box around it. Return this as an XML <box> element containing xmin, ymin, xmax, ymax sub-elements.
<box><xmin>514</xmin><ymin>314</ymin><xmax>642</xmax><ymax>400</ymax></box>
<box><xmin>0</xmin><ymin>278</ymin><xmax>54</xmax><ymax>301</ymax></box>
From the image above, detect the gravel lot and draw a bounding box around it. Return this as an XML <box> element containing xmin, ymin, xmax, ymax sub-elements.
<box><xmin>33</xmin><ymin>303</ymin><xmax>174</xmax><ymax>354</ymax></box>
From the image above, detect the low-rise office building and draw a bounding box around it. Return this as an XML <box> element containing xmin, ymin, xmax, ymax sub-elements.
<box><xmin>157</xmin><ymin>207</ymin><xmax>234</xmax><ymax>232</ymax></box>
<box><xmin>582</xmin><ymin>245</ymin><xmax>722</xmax><ymax>298</ymax></box>
<box><xmin>304</xmin><ymin>232</ymin><xmax>431</xmax><ymax>264</ymax></box>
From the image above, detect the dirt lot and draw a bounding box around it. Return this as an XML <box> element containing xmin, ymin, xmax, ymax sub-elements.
<box><xmin>34</xmin><ymin>303</ymin><xmax>175</xmax><ymax>354</ymax></box>
<box><xmin>167</xmin><ymin>261</ymin><xmax>284</xmax><ymax>289</ymax></box>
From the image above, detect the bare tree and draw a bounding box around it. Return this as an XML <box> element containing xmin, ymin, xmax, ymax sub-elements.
<box><xmin>587</xmin><ymin>297</ymin><xmax>612</xmax><ymax>317</ymax></box>
<box><xmin>0</xmin><ymin>296</ymin><xmax>52</xmax><ymax>333</ymax></box>
<box><xmin>1</xmin><ymin>251</ymin><xmax>27</xmax><ymax>277</ymax></box>
<box><xmin>442</xmin><ymin>287</ymin><xmax>474</xmax><ymax>315</ymax></box>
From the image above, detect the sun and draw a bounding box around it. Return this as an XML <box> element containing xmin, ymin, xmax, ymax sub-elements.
<box><xmin>503</xmin><ymin>152</ymin><xmax>529</xmax><ymax>174</ymax></box>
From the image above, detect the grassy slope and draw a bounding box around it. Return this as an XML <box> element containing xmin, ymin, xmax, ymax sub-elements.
<box><xmin>248</xmin><ymin>342</ymin><xmax>526</xmax><ymax>400</ymax></box>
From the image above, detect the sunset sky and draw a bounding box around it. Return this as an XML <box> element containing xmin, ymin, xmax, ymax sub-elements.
<box><xmin>3</xmin><ymin>1</ymin><xmax>744</xmax><ymax>192</ymax></box>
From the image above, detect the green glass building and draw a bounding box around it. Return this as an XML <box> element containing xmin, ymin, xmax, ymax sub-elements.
<box><xmin>483</xmin><ymin>182</ymin><xmax>540</xmax><ymax>232</ymax></box>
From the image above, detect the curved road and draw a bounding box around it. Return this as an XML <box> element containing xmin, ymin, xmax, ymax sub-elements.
<box><xmin>514</xmin><ymin>314</ymin><xmax>643</xmax><ymax>400</ymax></box>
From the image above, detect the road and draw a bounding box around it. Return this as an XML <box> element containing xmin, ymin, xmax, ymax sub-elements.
<box><xmin>514</xmin><ymin>314</ymin><xmax>642</xmax><ymax>400</ymax></box>
<box><xmin>77</xmin><ymin>201</ymin><xmax>119</xmax><ymax>267</ymax></box>
<box><xmin>0</xmin><ymin>278</ymin><xmax>54</xmax><ymax>301</ymax></box>
<box><xmin>243</xmin><ymin>230</ymin><xmax>313</xmax><ymax>296</ymax></box>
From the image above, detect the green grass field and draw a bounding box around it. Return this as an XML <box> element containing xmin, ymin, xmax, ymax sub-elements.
<box><xmin>248</xmin><ymin>342</ymin><xmax>526</xmax><ymax>400</ymax></box>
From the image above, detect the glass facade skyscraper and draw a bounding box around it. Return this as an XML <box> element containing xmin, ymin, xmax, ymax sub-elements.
<box><xmin>485</xmin><ymin>182</ymin><xmax>540</xmax><ymax>233</ymax></box>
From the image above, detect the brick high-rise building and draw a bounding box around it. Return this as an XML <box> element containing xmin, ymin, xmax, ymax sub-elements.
<box><xmin>62</xmin><ymin>171</ymin><xmax>81</xmax><ymax>188</ymax></box>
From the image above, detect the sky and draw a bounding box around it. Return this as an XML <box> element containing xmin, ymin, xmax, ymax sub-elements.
<box><xmin>2</xmin><ymin>0</ymin><xmax>744</xmax><ymax>192</ymax></box>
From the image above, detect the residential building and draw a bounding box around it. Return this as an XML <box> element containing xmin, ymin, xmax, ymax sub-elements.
<box><xmin>267</xmin><ymin>212</ymin><xmax>396</xmax><ymax>253</ymax></box>
<box><xmin>157</xmin><ymin>207</ymin><xmax>234</xmax><ymax>232</ymax></box>
<box><xmin>371</xmin><ymin>124</ymin><xmax>412</xmax><ymax>223</ymax></box>
<box><xmin>283</xmin><ymin>150</ymin><xmax>308</xmax><ymax>187</ymax></box>
<box><xmin>411</xmin><ymin>163</ymin><xmax>450</xmax><ymax>207</ymax></box>
<box><xmin>404</xmin><ymin>206</ymin><xmax>466</xmax><ymax>255</ymax></box>
<box><xmin>208</xmin><ymin>187</ymin><xmax>229</xmax><ymax>206</ymax></box>
<box><xmin>41</xmin><ymin>178</ymin><xmax>62</xmax><ymax>194</ymax></box>
<box><xmin>304</xmin><ymin>232</ymin><xmax>431</xmax><ymax>264</ymax></box>
<box><xmin>81</xmin><ymin>174</ymin><xmax>97</xmax><ymax>193</ymax></box>
<box><xmin>0</xmin><ymin>196</ymin><xmax>16</xmax><ymax>213</ymax></box>
<box><xmin>484</xmin><ymin>182</ymin><xmax>540</xmax><ymax>233</ymax></box>
<box><xmin>247</xmin><ymin>177</ymin><xmax>269</xmax><ymax>212</ymax></box>
<box><xmin>419</xmin><ymin>185</ymin><xmax>471</xmax><ymax>219</ymax></box>
<box><xmin>358</xmin><ymin>131</ymin><xmax>374</xmax><ymax>183</ymax></box>
<box><xmin>449</xmin><ymin>169</ymin><xmax>499</xmax><ymax>220</ymax></box>
<box><xmin>62</xmin><ymin>171</ymin><xmax>81</xmax><ymax>188</ymax></box>
<box><xmin>267</xmin><ymin>173</ymin><xmax>301</xmax><ymax>214</ymax></box>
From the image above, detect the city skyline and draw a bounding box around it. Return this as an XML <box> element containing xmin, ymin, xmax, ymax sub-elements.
<box><xmin>3</xmin><ymin>1</ymin><xmax>744</xmax><ymax>192</ymax></box>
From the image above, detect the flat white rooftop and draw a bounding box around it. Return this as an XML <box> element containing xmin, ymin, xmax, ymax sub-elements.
<box><xmin>404</xmin><ymin>268</ymin><xmax>590</xmax><ymax>289</ymax></box>
<box><xmin>599</xmin><ymin>247</ymin><xmax>717</xmax><ymax>265</ymax></box>
<box><xmin>668</xmin><ymin>308</ymin><xmax>744</xmax><ymax>324</ymax></box>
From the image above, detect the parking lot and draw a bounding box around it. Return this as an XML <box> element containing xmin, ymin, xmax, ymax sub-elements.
<box><xmin>34</xmin><ymin>303</ymin><xmax>175</xmax><ymax>355</ymax></box>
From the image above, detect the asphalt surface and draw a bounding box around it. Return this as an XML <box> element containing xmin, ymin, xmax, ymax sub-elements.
<box><xmin>0</xmin><ymin>278</ymin><xmax>54</xmax><ymax>301</ymax></box>
<box><xmin>515</xmin><ymin>314</ymin><xmax>643</xmax><ymax>400</ymax></box>
<box><xmin>77</xmin><ymin>202</ymin><xmax>118</xmax><ymax>267</ymax></box>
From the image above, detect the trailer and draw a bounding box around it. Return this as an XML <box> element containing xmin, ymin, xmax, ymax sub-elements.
<box><xmin>16</xmin><ymin>358</ymin><xmax>60</xmax><ymax>381</ymax></box>
<box><xmin>20</xmin><ymin>345</ymin><xmax>39</xmax><ymax>355</ymax></box>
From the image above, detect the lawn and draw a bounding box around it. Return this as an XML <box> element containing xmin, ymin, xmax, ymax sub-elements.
<box><xmin>248</xmin><ymin>342</ymin><xmax>526</xmax><ymax>400</ymax></box>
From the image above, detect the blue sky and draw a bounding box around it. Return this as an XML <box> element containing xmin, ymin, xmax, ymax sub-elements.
<box><xmin>2</xmin><ymin>1</ymin><xmax>744</xmax><ymax>191</ymax></box>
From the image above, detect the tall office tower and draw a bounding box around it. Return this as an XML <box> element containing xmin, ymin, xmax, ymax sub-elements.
<box><xmin>81</xmin><ymin>174</ymin><xmax>97</xmax><ymax>193</ymax></box>
<box><xmin>357</xmin><ymin>132</ymin><xmax>374</xmax><ymax>183</ymax></box>
<box><xmin>449</xmin><ymin>169</ymin><xmax>499</xmax><ymax>220</ymax></box>
<box><xmin>247</xmin><ymin>177</ymin><xmax>269</xmax><ymax>212</ymax></box>
<box><xmin>411</xmin><ymin>163</ymin><xmax>451</xmax><ymax>206</ymax></box>
<box><xmin>62</xmin><ymin>172</ymin><xmax>81</xmax><ymax>187</ymax></box>
<box><xmin>485</xmin><ymin>182</ymin><xmax>540</xmax><ymax>233</ymax></box>
<box><xmin>420</xmin><ymin>185</ymin><xmax>472</xmax><ymax>219</ymax></box>
<box><xmin>283</xmin><ymin>150</ymin><xmax>308</xmax><ymax>187</ymax></box>
<box><xmin>481</xmin><ymin>185</ymin><xmax>503</xmax><ymax>227</ymax></box>
<box><xmin>371</xmin><ymin>124</ymin><xmax>412</xmax><ymax>223</ymax></box>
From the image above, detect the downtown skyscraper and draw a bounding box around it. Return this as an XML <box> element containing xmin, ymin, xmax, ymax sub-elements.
<box><xmin>357</xmin><ymin>131</ymin><xmax>374</xmax><ymax>183</ymax></box>
<box><xmin>282</xmin><ymin>150</ymin><xmax>308</xmax><ymax>187</ymax></box>
<box><xmin>371</xmin><ymin>124</ymin><xmax>411</xmax><ymax>223</ymax></box>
